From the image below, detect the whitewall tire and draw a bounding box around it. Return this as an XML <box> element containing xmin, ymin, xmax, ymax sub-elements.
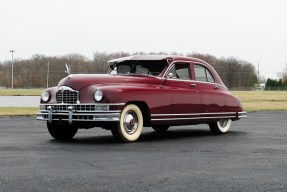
<box><xmin>112</xmin><ymin>104</ymin><xmax>143</xmax><ymax>142</ymax></box>
<box><xmin>209</xmin><ymin>119</ymin><xmax>232</xmax><ymax>134</ymax></box>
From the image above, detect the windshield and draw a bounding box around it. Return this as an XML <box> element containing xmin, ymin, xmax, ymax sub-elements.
<box><xmin>109</xmin><ymin>60</ymin><xmax>167</xmax><ymax>76</ymax></box>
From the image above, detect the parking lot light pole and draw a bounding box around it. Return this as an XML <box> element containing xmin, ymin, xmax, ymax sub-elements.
<box><xmin>10</xmin><ymin>50</ymin><xmax>15</xmax><ymax>89</ymax></box>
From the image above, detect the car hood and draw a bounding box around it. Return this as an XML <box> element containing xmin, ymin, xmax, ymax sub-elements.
<box><xmin>57</xmin><ymin>74</ymin><xmax>162</xmax><ymax>90</ymax></box>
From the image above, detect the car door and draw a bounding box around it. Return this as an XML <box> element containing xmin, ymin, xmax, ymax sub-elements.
<box><xmin>163</xmin><ymin>62</ymin><xmax>201</xmax><ymax>116</ymax></box>
<box><xmin>193</xmin><ymin>63</ymin><xmax>226</xmax><ymax>114</ymax></box>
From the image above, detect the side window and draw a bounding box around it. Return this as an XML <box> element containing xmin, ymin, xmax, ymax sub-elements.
<box><xmin>194</xmin><ymin>64</ymin><xmax>215</xmax><ymax>83</ymax></box>
<box><xmin>206</xmin><ymin>69</ymin><xmax>215</xmax><ymax>83</ymax></box>
<box><xmin>194</xmin><ymin>65</ymin><xmax>207</xmax><ymax>81</ymax></box>
<box><xmin>117</xmin><ymin>64</ymin><xmax>130</xmax><ymax>74</ymax></box>
<box><xmin>167</xmin><ymin>63</ymin><xmax>191</xmax><ymax>80</ymax></box>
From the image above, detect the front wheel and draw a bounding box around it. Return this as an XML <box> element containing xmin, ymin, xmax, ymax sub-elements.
<box><xmin>47</xmin><ymin>121</ymin><xmax>78</xmax><ymax>140</ymax></box>
<box><xmin>209</xmin><ymin>119</ymin><xmax>232</xmax><ymax>134</ymax></box>
<box><xmin>111</xmin><ymin>104</ymin><xmax>143</xmax><ymax>142</ymax></box>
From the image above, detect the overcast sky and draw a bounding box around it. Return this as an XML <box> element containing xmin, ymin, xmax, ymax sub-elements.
<box><xmin>1</xmin><ymin>0</ymin><xmax>286</xmax><ymax>79</ymax></box>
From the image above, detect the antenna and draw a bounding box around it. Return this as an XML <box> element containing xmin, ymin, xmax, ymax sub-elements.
<box><xmin>47</xmin><ymin>62</ymin><xmax>49</xmax><ymax>88</ymax></box>
<box><xmin>257</xmin><ymin>62</ymin><xmax>260</xmax><ymax>82</ymax></box>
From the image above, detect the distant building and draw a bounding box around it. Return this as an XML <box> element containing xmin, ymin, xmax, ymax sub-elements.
<box><xmin>253</xmin><ymin>83</ymin><xmax>266</xmax><ymax>90</ymax></box>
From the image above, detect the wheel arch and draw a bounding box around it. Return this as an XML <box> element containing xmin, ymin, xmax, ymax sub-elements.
<box><xmin>126</xmin><ymin>101</ymin><xmax>151</xmax><ymax>127</ymax></box>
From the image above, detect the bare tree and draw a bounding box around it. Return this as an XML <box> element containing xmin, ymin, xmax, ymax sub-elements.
<box><xmin>0</xmin><ymin>52</ymin><xmax>257</xmax><ymax>89</ymax></box>
<box><xmin>277</xmin><ymin>63</ymin><xmax>287</xmax><ymax>81</ymax></box>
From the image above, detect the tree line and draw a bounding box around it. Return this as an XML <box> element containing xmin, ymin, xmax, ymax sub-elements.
<box><xmin>265</xmin><ymin>78</ymin><xmax>287</xmax><ymax>90</ymax></box>
<box><xmin>0</xmin><ymin>52</ymin><xmax>257</xmax><ymax>89</ymax></box>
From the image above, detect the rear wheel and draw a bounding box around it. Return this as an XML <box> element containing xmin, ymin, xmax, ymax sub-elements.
<box><xmin>152</xmin><ymin>126</ymin><xmax>169</xmax><ymax>132</ymax></box>
<box><xmin>209</xmin><ymin>119</ymin><xmax>232</xmax><ymax>134</ymax></box>
<box><xmin>111</xmin><ymin>104</ymin><xmax>143</xmax><ymax>142</ymax></box>
<box><xmin>47</xmin><ymin>121</ymin><xmax>78</xmax><ymax>140</ymax></box>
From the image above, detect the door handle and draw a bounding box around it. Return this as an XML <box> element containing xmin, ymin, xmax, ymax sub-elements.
<box><xmin>214</xmin><ymin>85</ymin><xmax>219</xmax><ymax>89</ymax></box>
<box><xmin>190</xmin><ymin>84</ymin><xmax>197</xmax><ymax>87</ymax></box>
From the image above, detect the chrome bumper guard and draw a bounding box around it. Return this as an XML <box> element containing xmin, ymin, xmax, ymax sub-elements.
<box><xmin>36</xmin><ymin>103</ymin><xmax>124</xmax><ymax>124</ymax></box>
<box><xmin>238</xmin><ymin>111</ymin><xmax>247</xmax><ymax>119</ymax></box>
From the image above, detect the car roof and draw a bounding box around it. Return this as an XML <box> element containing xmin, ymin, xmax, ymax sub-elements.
<box><xmin>108</xmin><ymin>55</ymin><xmax>207</xmax><ymax>65</ymax></box>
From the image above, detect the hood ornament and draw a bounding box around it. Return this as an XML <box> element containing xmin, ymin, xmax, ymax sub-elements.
<box><xmin>65</xmin><ymin>63</ymin><xmax>71</xmax><ymax>75</ymax></box>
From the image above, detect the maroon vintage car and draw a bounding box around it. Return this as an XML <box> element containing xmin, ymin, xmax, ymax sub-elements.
<box><xmin>36</xmin><ymin>55</ymin><xmax>246</xmax><ymax>142</ymax></box>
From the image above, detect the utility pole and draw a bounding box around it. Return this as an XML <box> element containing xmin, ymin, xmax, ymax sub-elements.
<box><xmin>257</xmin><ymin>62</ymin><xmax>260</xmax><ymax>82</ymax></box>
<box><xmin>10</xmin><ymin>50</ymin><xmax>15</xmax><ymax>89</ymax></box>
<box><xmin>47</xmin><ymin>62</ymin><xmax>50</xmax><ymax>88</ymax></box>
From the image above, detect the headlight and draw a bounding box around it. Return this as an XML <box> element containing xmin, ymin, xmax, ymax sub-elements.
<box><xmin>41</xmin><ymin>91</ymin><xmax>50</xmax><ymax>102</ymax></box>
<box><xmin>94</xmin><ymin>90</ymin><xmax>103</xmax><ymax>101</ymax></box>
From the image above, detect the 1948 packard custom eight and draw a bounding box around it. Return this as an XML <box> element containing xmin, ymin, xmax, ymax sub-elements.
<box><xmin>36</xmin><ymin>55</ymin><xmax>246</xmax><ymax>142</ymax></box>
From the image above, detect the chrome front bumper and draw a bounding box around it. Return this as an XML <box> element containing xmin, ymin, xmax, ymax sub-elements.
<box><xmin>36</xmin><ymin>103</ymin><xmax>124</xmax><ymax>124</ymax></box>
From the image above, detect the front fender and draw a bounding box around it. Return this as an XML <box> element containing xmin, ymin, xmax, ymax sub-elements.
<box><xmin>80</xmin><ymin>84</ymin><xmax>171</xmax><ymax>115</ymax></box>
<box><xmin>40</xmin><ymin>87</ymin><xmax>58</xmax><ymax>104</ymax></box>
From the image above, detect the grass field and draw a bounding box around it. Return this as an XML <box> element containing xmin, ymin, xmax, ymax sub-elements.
<box><xmin>231</xmin><ymin>91</ymin><xmax>287</xmax><ymax>111</ymax></box>
<box><xmin>0</xmin><ymin>107</ymin><xmax>38</xmax><ymax>116</ymax></box>
<box><xmin>0</xmin><ymin>90</ymin><xmax>286</xmax><ymax>116</ymax></box>
<box><xmin>0</xmin><ymin>89</ymin><xmax>42</xmax><ymax>96</ymax></box>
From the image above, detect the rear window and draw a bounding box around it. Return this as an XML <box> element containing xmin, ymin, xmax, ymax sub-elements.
<box><xmin>194</xmin><ymin>65</ymin><xmax>215</xmax><ymax>83</ymax></box>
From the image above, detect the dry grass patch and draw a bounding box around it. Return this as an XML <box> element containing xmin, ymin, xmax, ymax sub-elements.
<box><xmin>0</xmin><ymin>107</ymin><xmax>38</xmax><ymax>116</ymax></box>
<box><xmin>0</xmin><ymin>89</ymin><xmax>42</xmax><ymax>96</ymax></box>
<box><xmin>231</xmin><ymin>91</ymin><xmax>287</xmax><ymax>111</ymax></box>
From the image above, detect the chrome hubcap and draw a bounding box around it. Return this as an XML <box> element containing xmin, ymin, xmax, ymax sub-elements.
<box><xmin>123</xmin><ymin>111</ymin><xmax>138</xmax><ymax>134</ymax></box>
<box><xmin>218</xmin><ymin>119</ymin><xmax>228</xmax><ymax>128</ymax></box>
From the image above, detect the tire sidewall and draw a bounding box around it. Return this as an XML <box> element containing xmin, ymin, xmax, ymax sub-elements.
<box><xmin>216</xmin><ymin>119</ymin><xmax>232</xmax><ymax>133</ymax></box>
<box><xmin>118</xmin><ymin>104</ymin><xmax>143</xmax><ymax>142</ymax></box>
<box><xmin>47</xmin><ymin>121</ymin><xmax>78</xmax><ymax>139</ymax></box>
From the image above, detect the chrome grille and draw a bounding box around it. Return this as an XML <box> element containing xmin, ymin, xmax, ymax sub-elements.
<box><xmin>56</xmin><ymin>90</ymin><xmax>79</xmax><ymax>104</ymax></box>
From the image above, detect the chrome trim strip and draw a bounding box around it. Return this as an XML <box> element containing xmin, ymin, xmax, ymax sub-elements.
<box><xmin>37</xmin><ymin>112</ymin><xmax>121</xmax><ymax>116</ymax></box>
<box><xmin>36</xmin><ymin>117</ymin><xmax>120</xmax><ymax>122</ymax></box>
<box><xmin>40</xmin><ymin>103</ymin><xmax>125</xmax><ymax>106</ymax></box>
<box><xmin>151</xmin><ymin>116</ymin><xmax>236</xmax><ymax>121</ymax></box>
<box><xmin>238</xmin><ymin>111</ymin><xmax>247</xmax><ymax>118</ymax></box>
<box><xmin>162</xmin><ymin>60</ymin><xmax>227</xmax><ymax>90</ymax></box>
<box><xmin>151</xmin><ymin>112</ymin><xmax>236</xmax><ymax>117</ymax></box>
<box><xmin>57</xmin><ymin>86</ymin><xmax>74</xmax><ymax>92</ymax></box>
<box><xmin>36</xmin><ymin>112</ymin><xmax>120</xmax><ymax>122</ymax></box>
<box><xmin>162</xmin><ymin>60</ymin><xmax>191</xmax><ymax>80</ymax></box>
<box><xmin>37</xmin><ymin>103</ymin><xmax>124</xmax><ymax>123</ymax></box>
<box><xmin>39</xmin><ymin>103</ymin><xmax>125</xmax><ymax>113</ymax></box>
<box><xmin>164</xmin><ymin>78</ymin><xmax>227</xmax><ymax>89</ymax></box>
<box><xmin>40</xmin><ymin>110</ymin><xmax>121</xmax><ymax>113</ymax></box>
<box><xmin>192</xmin><ymin>80</ymin><xmax>227</xmax><ymax>89</ymax></box>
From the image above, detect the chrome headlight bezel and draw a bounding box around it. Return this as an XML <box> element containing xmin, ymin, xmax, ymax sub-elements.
<box><xmin>41</xmin><ymin>91</ymin><xmax>50</xmax><ymax>102</ymax></box>
<box><xmin>94</xmin><ymin>90</ymin><xmax>103</xmax><ymax>102</ymax></box>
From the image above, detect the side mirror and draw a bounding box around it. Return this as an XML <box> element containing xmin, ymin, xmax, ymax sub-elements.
<box><xmin>168</xmin><ymin>73</ymin><xmax>174</xmax><ymax>78</ymax></box>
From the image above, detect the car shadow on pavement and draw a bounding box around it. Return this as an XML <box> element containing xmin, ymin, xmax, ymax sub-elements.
<box><xmin>139</xmin><ymin>129</ymin><xmax>245</xmax><ymax>142</ymax></box>
<box><xmin>47</xmin><ymin>128</ymin><xmax>246</xmax><ymax>145</ymax></box>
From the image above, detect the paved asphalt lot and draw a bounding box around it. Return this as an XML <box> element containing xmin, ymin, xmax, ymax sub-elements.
<box><xmin>0</xmin><ymin>112</ymin><xmax>286</xmax><ymax>192</ymax></box>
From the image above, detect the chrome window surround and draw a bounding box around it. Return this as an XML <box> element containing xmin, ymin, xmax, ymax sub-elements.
<box><xmin>162</xmin><ymin>60</ymin><xmax>228</xmax><ymax>90</ymax></box>
<box><xmin>163</xmin><ymin>60</ymin><xmax>192</xmax><ymax>80</ymax></box>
